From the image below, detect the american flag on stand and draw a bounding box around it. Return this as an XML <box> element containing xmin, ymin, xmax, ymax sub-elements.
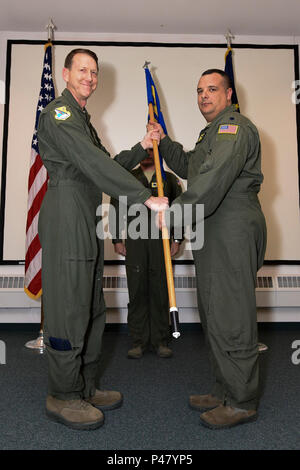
<box><xmin>24</xmin><ymin>43</ymin><xmax>55</xmax><ymax>299</ymax></box>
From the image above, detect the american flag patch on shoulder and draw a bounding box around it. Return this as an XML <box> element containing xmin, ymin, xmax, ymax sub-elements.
<box><xmin>218</xmin><ymin>124</ymin><xmax>239</xmax><ymax>135</ymax></box>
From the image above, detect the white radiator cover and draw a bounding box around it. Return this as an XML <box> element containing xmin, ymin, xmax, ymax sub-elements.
<box><xmin>0</xmin><ymin>264</ymin><xmax>299</xmax><ymax>322</ymax></box>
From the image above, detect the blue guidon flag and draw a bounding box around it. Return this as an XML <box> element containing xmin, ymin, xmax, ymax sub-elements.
<box><xmin>144</xmin><ymin>66</ymin><xmax>167</xmax><ymax>180</ymax></box>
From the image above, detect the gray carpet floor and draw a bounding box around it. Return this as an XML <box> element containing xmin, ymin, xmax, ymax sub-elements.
<box><xmin>0</xmin><ymin>323</ymin><xmax>299</xmax><ymax>451</ymax></box>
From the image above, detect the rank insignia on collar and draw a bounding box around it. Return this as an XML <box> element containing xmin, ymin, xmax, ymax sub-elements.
<box><xmin>54</xmin><ymin>106</ymin><xmax>71</xmax><ymax>121</ymax></box>
<box><xmin>218</xmin><ymin>124</ymin><xmax>239</xmax><ymax>135</ymax></box>
<box><xmin>197</xmin><ymin>131</ymin><xmax>206</xmax><ymax>143</ymax></box>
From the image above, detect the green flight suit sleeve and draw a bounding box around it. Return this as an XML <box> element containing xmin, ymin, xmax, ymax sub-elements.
<box><xmin>114</xmin><ymin>144</ymin><xmax>149</xmax><ymax>170</ymax></box>
<box><xmin>159</xmin><ymin>136</ymin><xmax>191</xmax><ymax>179</ymax></box>
<box><xmin>166</xmin><ymin>124</ymin><xmax>253</xmax><ymax>219</ymax></box>
<box><xmin>38</xmin><ymin>110</ymin><xmax>151</xmax><ymax>206</ymax></box>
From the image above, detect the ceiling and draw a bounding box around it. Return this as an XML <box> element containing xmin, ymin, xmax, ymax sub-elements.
<box><xmin>1</xmin><ymin>0</ymin><xmax>300</xmax><ymax>37</ymax></box>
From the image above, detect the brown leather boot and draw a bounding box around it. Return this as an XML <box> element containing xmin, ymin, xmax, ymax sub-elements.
<box><xmin>189</xmin><ymin>394</ymin><xmax>222</xmax><ymax>411</ymax></box>
<box><xmin>46</xmin><ymin>395</ymin><xmax>104</xmax><ymax>430</ymax></box>
<box><xmin>128</xmin><ymin>346</ymin><xmax>143</xmax><ymax>359</ymax></box>
<box><xmin>157</xmin><ymin>345</ymin><xmax>173</xmax><ymax>358</ymax></box>
<box><xmin>199</xmin><ymin>404</ymin><xmax>257</xmax><ymax>429</ymax></box>
<box><xmin>84</xmin><ymin>390</ymin><xmax>123</xmax><ymax>410</ymax></box>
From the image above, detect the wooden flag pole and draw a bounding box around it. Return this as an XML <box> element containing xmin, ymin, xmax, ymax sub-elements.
<box><xmin>148</xmin><ymin>103</ymin><xmax>180</xmax><ymax>338</ymax></box>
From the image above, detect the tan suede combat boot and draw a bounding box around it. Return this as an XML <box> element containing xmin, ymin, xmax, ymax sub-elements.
<box><xmin>157</xmin><ymin>345</ymin><xmax>173</xmax><ymax>358</ymax></box>
<box><xmin>46</xmin><ymin>395</ymin><xmax>104</xmax><ymax>430</ymax></box>
<box><xmin>84</xmin><ymin>389</ymin><xmax>123</xmax><ymax>410</ymax></box>
<box><xmin>199</xmin><ymin>404</ymin><xmax>257</xmax><ymax>429</ymax></box>
<box><xmin>128</xmin><ymin>346</ymin><xmax>143</xmax><ymax>359</ymax></box>
<box><xmin>189</xmin><ymin>394</ymin><xmax>223</xmax><ymax>411</ymax></box>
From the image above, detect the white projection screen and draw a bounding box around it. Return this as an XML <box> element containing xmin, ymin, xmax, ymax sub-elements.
<box><xmin>1</xmin><ymin>41</ymin><xmax>299</xmax><ymax>264</ymax></box>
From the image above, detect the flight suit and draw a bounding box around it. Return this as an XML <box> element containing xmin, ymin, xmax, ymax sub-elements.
<box><xmin>37</xmin><ymin>88</ymin><xmax>151</xmax><ymax>400</ymax></box>
<box><xmin>111</xmin><ymin>168</ymin><xmax>183</xmax><ymax>350</ymax></box>
<box><xmin>159</xmin><ymin>105</ymin><xmax>267</xmax><ymax>410</ymax></box>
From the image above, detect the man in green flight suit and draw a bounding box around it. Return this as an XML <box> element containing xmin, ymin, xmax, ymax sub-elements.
<box><xmin>37</xmin><ymin>48</ymin><xmax>168</xmax><ymax>430</ymax></box>
<box><xmin>151</xmin><ymin>69</ymin><xmax>267</xmax><ymax>429</ymax></box>
<box><xmin>111</xmin><ymin>149</ymin><xmax>183</xmax><ymax>359</ymax></box>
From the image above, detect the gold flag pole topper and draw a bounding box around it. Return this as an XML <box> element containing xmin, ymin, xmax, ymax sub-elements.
<box><xmin>144</xmin><ymin>62</ymin><xmax>180</xmax><ymax>338</ymax></box>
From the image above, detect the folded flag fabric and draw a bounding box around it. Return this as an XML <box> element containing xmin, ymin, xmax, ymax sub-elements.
<box><xmin>144</xmin><ymin>66</ymin><xmax>167</xmax><ymax>180</ymax></box>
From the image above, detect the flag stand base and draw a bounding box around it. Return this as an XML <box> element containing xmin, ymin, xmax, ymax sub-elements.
<box><xmin>25</xmin><ymin>330</ymin><xmax>46</xmax><ymax>354</ymax></box>
<box><xmin>258</xmin><ymin>342</ymin><xmax>268</xmax><ymax>353</ymax></box>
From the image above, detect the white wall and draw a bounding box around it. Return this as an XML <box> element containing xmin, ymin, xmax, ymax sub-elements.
<box><xmin>2</xmin><ymin>32</ymin><xmax>300</xmax><ymax>259</ymax></box>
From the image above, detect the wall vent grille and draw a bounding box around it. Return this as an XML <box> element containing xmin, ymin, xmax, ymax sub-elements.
<box><xmin>0</xmin><ymin>275</ymin><xmax>300</xmax><ymax>290</ymax></box>
<box><xmin>102</xmin><ymin>276</ymin><xmax>198</xmax><ymax>289</ymax></box>
<box><xmin>0</xmin><ymin>276</ymin><xmax>24</xmax><ymax>289</ymax></box>
<box><xmin>256</xmin><ymin>276</ymin><xmax>273</xmax><ymax>288</ymax></box>
<box><xmin>102</xmin><ymin>276</ymin><xmax>127</xmax><ymax>289</ymax></box>
<box><xmin>277</xmin><ymin>276</ymin><xmax>300</xmax><ymax>288</ymax></box>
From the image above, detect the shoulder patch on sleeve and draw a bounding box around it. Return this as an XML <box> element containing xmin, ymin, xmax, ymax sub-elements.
<box><xmin>218</xmin><ymin>124</ymin><xmax>239</xmax><ymax>135</ymax></box>
<box><xmin>54</xmin><ymin>106</ymin><xmax>71</xmax><ymax>121</ymax></box>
